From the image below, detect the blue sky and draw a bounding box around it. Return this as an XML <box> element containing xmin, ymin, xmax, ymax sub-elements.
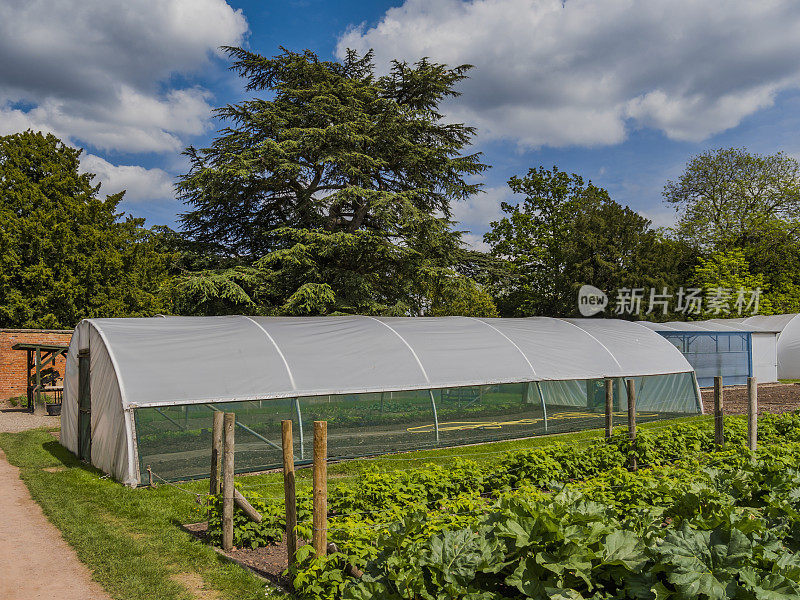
<box><xmin>2</xmin><ymin>0</ymin><xmax>800</xmax><ymax>250</ymax></box>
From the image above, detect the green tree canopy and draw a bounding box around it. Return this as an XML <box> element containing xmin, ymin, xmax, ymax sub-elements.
<box><xmin>485</xmin><ymin>166</ymin><xmax>695</xmax><ymax>317</ymax></box>
<box><xmin>0</xmin><ymin>131</ymin><xmax>172</xmax><ymax>328</ymax></box>
<box><xmin>179</xmin><ymin>47</ymin><xmax>486</xmax><ymax>258</ymax></box>
<box><xmin>691</xmin><ymin>248</ymin><xmax>773</xmax><ymax>316</ymax></box>
<box><xmin>664</xmin><ymin>147</ymin><xmax>800</xmax><ymax>250</ymax></box>
<box><xmin>174</xmin><ymin>47</ymin><xmax>495</xmax><ymax>317</ymax></box>
<box><xmin>741</xmin><ymin>220</ymin><xmax>800</xmax><ymax>314</ymax></box>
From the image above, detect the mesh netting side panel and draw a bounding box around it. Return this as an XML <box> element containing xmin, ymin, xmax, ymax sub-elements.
<box><xmin>297</xmin><ymin>390</ymin><xmax>437</xmax><ymax>459</ymax></box>
<box><xmin>295</xmin><ymin>384</ymin><xmax>550</xmax><ymax>460</ymax></box>
<box><xmin>433</xmin><ymin>383</ymin><xmax>545</xmax><ymax>446</ymax></box>
<box><xmin>133</xmin><ymin>373</ymin><xmax>701</xmax><ymax>482</ymax></box>
<box><xmin>134</xmin><ymin>400</ymin><xmax>295</xmax><ymax>482</ymax></box>
<box><xmin>661</xmin><ymin>332</ymin><xmax>750</xmax><ymax>387</ymax></box>
<box><xmin>539</xmin><ymin>373</ymin><xmax>700</xmax><ymax>436</ymax></box>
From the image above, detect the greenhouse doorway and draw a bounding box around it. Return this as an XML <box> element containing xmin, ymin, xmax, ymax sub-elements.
<box><xmin>78</xmin><ymin>349</ymin><xmax>91</xmax><ymax>461</ymax></box>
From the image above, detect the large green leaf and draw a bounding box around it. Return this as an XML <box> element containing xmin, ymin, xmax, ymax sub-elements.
<box><xmin>599</xmin><ymin>529</ymin><xmax>648</xmax><ymax>571</ymax></box>
<box><xmin>655</xmin><ymin>525</ymin><xmax>752</xmax><ymax>599</ymax></box>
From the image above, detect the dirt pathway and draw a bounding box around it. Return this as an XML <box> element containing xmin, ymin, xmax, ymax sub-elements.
<box><xmin>0</xmin><ymin>447</ymin><xmax>112</xmax><ymax>600</ymax></box>
<box><xmin>701</xmin><ymin>382</ymin><xmax>800</xmax><ymax>415</ymax></box>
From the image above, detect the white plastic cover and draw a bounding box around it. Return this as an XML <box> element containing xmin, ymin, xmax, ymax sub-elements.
<box><xmin>61</xmin><ymin>321</ymin><xmax>138</xmax><ymax>485</ymax></box>
<box><xmin>751</xmin><ymin>333</ymin><xmax>779</xmax><ymax>383</ymax></box>
<box><xmin>75</xmin><ymin>316</ymin><xmax>693</xmax><ymax>408</ymax></box>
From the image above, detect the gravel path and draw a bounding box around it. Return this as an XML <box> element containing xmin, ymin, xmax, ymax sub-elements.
<box><xmin>0</xmin><ymin>447</ymin><xmax>111</xmax><ymax>600</ymax></box>
<box><xmin>0</xmin><ymin>400</ymin><xmax>110</xmax><ymax>599</ymax></box>
<box><xmin>0</xmin><ymin>400</ymin><xmax>60</xmax><ymax>433</ymax></box>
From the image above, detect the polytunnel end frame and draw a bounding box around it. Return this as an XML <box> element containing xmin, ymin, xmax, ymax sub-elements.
<box><xmin>84</xmin><ymin>319</ymin><xmax>141</xmax><ymax>487</ymax></box>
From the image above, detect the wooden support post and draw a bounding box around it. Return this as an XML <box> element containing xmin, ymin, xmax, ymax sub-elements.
<box><xmin>26</xmin><ymin>350</ymin><xmax>33</xmax><ymax>411</ymax></box>
<box><xmin>604</xmin><ymin>378</ymin><xmax>614</xmax><ymax>439</ymax></box>
<box><xmin>748</xmin><ymin>377</ymin><xmax>757</xmax><ymax>451</ymax></box>
<box><xmin>234</xmin><ymin>489</ymin><xmax>262</xmax><ymax>523</ymax></box>
<box><xmin>210</xmin><ymin>411</ymin><xmax>224</xmax><ymax>495</ymax></box>
<box><xmin>222</xmin><ymin>412</ymin><xmax>235</xmax><ymax>551</ymax></box>
<box><xmin>147</xmin><ymin>465</ymin><xmax>154</xmax><ymax>487</ymax></box>
<box><xmin>714</xmin><ymin>376</ymin><xmax>724</xmax><ymax>450</ymax></box>
<box><xmin>282</xmin><ymin>419</ymin><xmax>297</xmax><ymax>565</ymax></box>
<box><xmin>33</xmin><ymin>347</ymin><xmax>44</xmax><ymax>415</ymax></box>
<box><xmin>312</xmin><ymin>420</ymin><xmax>327</xmax><ymax>557</ymax></box>
<box><xmin>327</xmin><ymin>543</ymin><xmax>364</xmax><ymax>578</ymax></box>
<box><xmin>626</xmin><ymin>379</ymin><xmax>637</xmax><ymax>472</ymax></box>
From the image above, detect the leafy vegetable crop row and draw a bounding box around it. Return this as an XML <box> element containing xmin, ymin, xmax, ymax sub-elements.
<box><xmin>204</xmin><ymin>413</ymin><xmax>800</xmax><ymax>599</ymax></box>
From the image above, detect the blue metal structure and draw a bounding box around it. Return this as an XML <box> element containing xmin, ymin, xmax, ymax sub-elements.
<box><xmin>655</xmin><ymin>330</ymin><xmax>751</xmax><ymax>387</ymax></box>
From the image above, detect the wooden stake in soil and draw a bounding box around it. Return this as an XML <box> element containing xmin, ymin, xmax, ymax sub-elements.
<box><xmin>222</xmin><ymin>412</ymin><xmax>235</xmax><ymax>552</ymax></box>
<box><xmin>605</xmin><ymin>378</ymin><xmax>614</xmax><ymax>439</ymax></box>
<box><xmin>714</xmin><ymin>376</ymin><xmax>724</xmax><ymax>450</ymax></box>
<box><xmin>234</xmin><ymin>489</ymin><xmax>262</xmax><ymax>523</ymax></box>
<box><xmin>282</xmin><ymin>419</ymin><xmax>297</xmax><ymax>564</ymax></box>
<box><xmin>626</xmin><ymin>379</ymin><xmax>637</xmax><ymax>472</ymax></box>
<box><xmin>748</xmin><ymin>377</ymin><xmax>758</xmax><ymax>451</ymax></box>
<box><xmin>312</xmin><ymin>420</ymin><xmax>328</xmax><ymax>557</ymax></box>
<box><xmin>210</xmin><ymin>410</ymin><xmax>224</xmax><ymax>496</ymax></box>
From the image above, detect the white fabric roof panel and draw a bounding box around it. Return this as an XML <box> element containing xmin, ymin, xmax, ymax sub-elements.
<box><xmin>374</xmin><ymin>317</ymin><xmax>535</xmax><ymax>385</ymax></box>
<box><xmin>742</xmin><ymin>313</ymin><xmax>800</xmax><ymax>331</ymax></box>
<box><xmin>638</xmin><ymin>320</ymin><xmax>775</xmax><ymax>333</ymax></box>
<box><xmin>249</xmin><ymin>315</ymin><xmax>431</xmax><ymax>393</ymax></box>
<box><xmin>480</xmin><ymin>317</ymin><xmax>619</xmax><ymax>380</ymax></box>
<box><xmin>705</xmin><ymin>318</ymin><xmax>781</xmax><ymax>333</ymax></box>
<box><xmin>563</xmin><ymin>319</ymin><xmax>689</xmax><ymax>375</ymax></box>
<box><xmin>92</xmin><ymin>317</ymin><xmax>296</xmax><ymax>406</ymax></box>
<box><xmin>81</xmin><ymin>315</ymin><xmax>695</xmax><ymax>409</ymax></box>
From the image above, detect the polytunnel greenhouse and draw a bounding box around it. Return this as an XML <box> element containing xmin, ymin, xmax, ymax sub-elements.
<box><xmin>61</xmin><ymin>316</ymin><xmax>702</xmax><ymax>485</ymax></box>
<box><xmin>638</xmin><ymin>319</ymin><xmax>778</xmax><ymax>387</ymax></box>
<box><xmin>738</xmin><ymin>314</ymin><xmax>800</xmax><ymax>380</ymax></box>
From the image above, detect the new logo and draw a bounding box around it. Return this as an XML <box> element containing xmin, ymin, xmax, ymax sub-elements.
<box><xmin>578</xmin><ymin>285</ymin><xmax>608</xmax><ymax>316</ymax></box>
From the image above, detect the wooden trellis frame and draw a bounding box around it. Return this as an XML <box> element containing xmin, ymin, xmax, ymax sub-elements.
<box><xmin>11</xmin><ymin>342</ymin><xmax>69</xmax><ymax>413</ymax></box>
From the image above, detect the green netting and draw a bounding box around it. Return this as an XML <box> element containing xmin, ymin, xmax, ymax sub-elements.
<box><xmin>133</xmin><ymin>372</ymin><xmax>700</xmax><ymax>483</ymax></box>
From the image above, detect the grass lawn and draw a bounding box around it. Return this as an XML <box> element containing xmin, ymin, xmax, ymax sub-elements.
<box><xmin>0</xmin><ymin>415</ymin><xmax>706</xmax><ymax>599</ymax></box>
<box><xmin>0</xmin><ymin>429</ymin><xmax>281</xmax><ymax>600</ymax></box>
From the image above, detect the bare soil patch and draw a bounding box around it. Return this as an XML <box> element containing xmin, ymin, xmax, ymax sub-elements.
<box><xmin>701</xmin><ymin>382</ymin><xmax>800</xmax><ymax>415</ymax></box>
<box><xmin>183</xmin><ymin>521</ymin><xmax>297</xmax><ymax>589</ymax></box>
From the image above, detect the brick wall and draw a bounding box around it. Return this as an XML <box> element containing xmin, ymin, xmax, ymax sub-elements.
<box><xmin>0</xmin><ymin>330</ymin><xmax>73</xmax><ymax>401</ymax></box>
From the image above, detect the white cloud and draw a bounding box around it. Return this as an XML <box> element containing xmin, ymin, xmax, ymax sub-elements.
<box><xmin>460</xmin><ymin>232</ymin><xmax>491</xmax><ymax>252</ymax></box>
<box><xmin>80</xmin><ymin>154</ymin><xmax>175</xmax><ymax>204</ymax></box>
<box><xmin>638</xmin><ymin>207</ymin><xmax>679</xmax><ymax>230</ymax></box>
<box><xmin>452</xmin><ymin>186</ymin><xmax>509</xmax><ymax>230</ymax></box>
<box><xmin>0</xmin><ymin>0</ymin><xmax>247</xmax><ymax>153</ymax></box>
<box><xmin>451</xmin><ymin>185</ymin><xmax>512</xmax><ymax>249</ymax></box>
<box><xmin>338</xmin><ymin>0</ymin><xmax>800</xmax><ymax>148</ymax></box>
